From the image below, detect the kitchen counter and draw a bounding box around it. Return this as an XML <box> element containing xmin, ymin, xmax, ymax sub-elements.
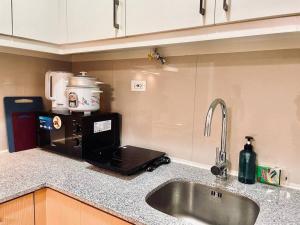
<box><xmin>0</xmin><ymin>149</ymin><xmax>299</xmax><ymax>225</ymax></box>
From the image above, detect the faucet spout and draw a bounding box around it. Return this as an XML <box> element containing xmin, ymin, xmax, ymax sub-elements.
<box><xmin>204</xmin><ymin>98</ymin><xmax>228</xmax><ymax>180</ymax></box>
<box><xmin>204</xmin><ymin>98</ymin><xmax>227</xmax><ymax>153</ymax></box>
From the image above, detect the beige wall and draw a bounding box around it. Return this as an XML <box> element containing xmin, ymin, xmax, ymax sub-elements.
<box><xmin>1</xmin><ymin>49</ymin><xmax>299</xmax><ymax>184</ymax></box>
<box><xmin>0</xmin><ymin>52</ymin><xmax>71</xmax><ymax>150</ymax></box>
<box><xmin>73</xmin><ymin>49</ymin><xmax>300</xmax><ymax>185</ymax></box>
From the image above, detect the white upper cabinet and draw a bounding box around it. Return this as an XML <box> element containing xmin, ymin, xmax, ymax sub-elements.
<box><xmin>0</xmin><ymin>0</ymin><xmax>12</xmax><ymax>35</ymax></box>
<box><xmin>126</xmin><ymin>0</ymin><xmax>215</xmax><ymax>36</ymax></box>
<box><xmin>12</xmin><ymin>0</ymin><xmax>67</xmax><ymax>44</ymax></box>
<box><xmin>1</xmin><ymin>0</ymin><xmax>299</xmax><ymax>50</ymax></box>
<box><xmin>67</xmin><ymin>0</ymin><xmax>125</xmax><ymax>43</ymax></box>
<box><xmin>215</xmin><ymin>0</ymin><xmax>300</xmax><ymax>24</ymax></box>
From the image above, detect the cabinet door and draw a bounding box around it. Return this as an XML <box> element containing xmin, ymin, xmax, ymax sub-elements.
<box><xmin>215</xmin><ymin>0</ymin><xmax>300</xmax><ymax>24</ymax></box>
<box><xmin>67</xmin><ymin>0</ymin><xmax>125</xmax><ymax>43</ymax></box>
<box><xmin>0</xmin><ymin>194</ymin><xmax>34</xmax><ymax>225</ymax></box>
<box><xmin>81</xmin><ymin>203</ymin><xmax>132</xmax><ymax>225</ymax></box>
<box><xmin>0</xmin><ymin>0</ymin><xmax>12</xmax><ymax>35</ymax></box>
<box><xmin>12</xmin><ymin>0</ymin><xmax>67</xmax><ymax>43</ymax></box>
<box><xmin>126</xmin><ymin>0</ymin><xmax>215</xmax><ymax>36</ymax></box>
<box><xmin>35</xmin><ymin>189</ymin><xmax>81</xmax><ymax>225</ymax></box>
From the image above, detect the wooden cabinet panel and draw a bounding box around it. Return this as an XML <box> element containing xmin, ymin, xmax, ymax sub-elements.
<box><xmin>81</xmin><ymin>203</ymin><xmax>132</xmax><ymax>225</ymax></box>
<box><xmin>126</xmin><ymin>0</ymin><xmax>215</xmax><ymax>36</ymax></box>
<box><xmin>35</xmin><ymin>189</ymin><xmax>81</xmax><ymax>225</ymax></box>
<box><xmin>12</xmin><ymin>0</ymin><xmax>67</xmax><ymax>44</ymax></box>
<box><xmin>67</xmin><ymin>0</ymin><xmax>125</xmax><ymax>43</ymax></box>
<box><xmin>215</xmin><ymin>0</ymin><xmax>300</xmax><ymax>24</ymax></box>
<box><xmin>35</xmin><ymin>188</ymin><xmax>131</xmax><ymax>225</ymax></box>
<box><xmin>0</xmin><ymin>194</ymin><xmax>34</xmax><ymax>225</ymax></box>
<box><xmin>0</xmin><ymin>0</ymin><xmax>12</xmax><ymax>35</ymax></box>
<box><xmin>34</xmin><ymin>189</ymin><xmax>46</xmax><ymax>225</ymax></box>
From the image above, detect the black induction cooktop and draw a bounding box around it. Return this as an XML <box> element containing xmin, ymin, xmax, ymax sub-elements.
<box><xmin>85</xmin><ymin>145</ymin><xmax>169</xmax><ymax>175</ymax></box>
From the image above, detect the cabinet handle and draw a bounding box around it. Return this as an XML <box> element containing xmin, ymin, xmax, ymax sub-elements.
<box><xmin>199</xmin><ymin>0</ymin><xmax>205</xmax><ymax>15</ymax></box>
<box><xmin>113</xmin><ymin>0</ymin><xmax>120</xmax><ymax>29</ymax></box>
<box><xmin>223</xmin><ymin>0</ymin><xmax>229</xmax><ymax>11</ymax></box>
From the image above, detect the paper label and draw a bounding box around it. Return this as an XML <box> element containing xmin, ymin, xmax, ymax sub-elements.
<box><xmin>94</xmin><ymin>120</ymin><xmax>111</xmax><ymax>133</ymax></box>
<box><xmin>53</xmin><ymin>116</ymin><xmax>62</xmax><ymax>129</ymax></box>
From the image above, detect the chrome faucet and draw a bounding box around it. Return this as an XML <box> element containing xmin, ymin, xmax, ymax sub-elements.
<box><xmin>204</xmin><ymin>98</ymin><xmax>228</xmax><ymax>180</ymax></box>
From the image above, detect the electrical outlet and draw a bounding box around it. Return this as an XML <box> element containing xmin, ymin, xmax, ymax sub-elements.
<box><xmin>131</xmin><ymin>80</ymin><xmax>146</xmax><ymax>91</ymax></box>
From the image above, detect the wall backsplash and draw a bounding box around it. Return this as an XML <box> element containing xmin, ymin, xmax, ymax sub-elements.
<box><xmin>1</xmin><ymin>49</ymin><xmax>300</xmax><ymax>185</ymax></box>
<box><xmin>73</xmin><ymin>49</ymin><xmax>300</xmax><ymax>185</ymax></box>
<box><xmin>0</xmin><ymin>52</ymin><xmax>71</xmax><ymax>150</ymax></box>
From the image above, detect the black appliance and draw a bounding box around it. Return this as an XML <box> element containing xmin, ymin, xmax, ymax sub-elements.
<box><xmin>85</xmin><ymin>145</ymin><xmax>169</xmax><ymax>175</ymax></box>
<box><xmin>37</xmin><ymin>112</ymin><xmax>170</xmax><ymax>175</ymax></box>
<box><xmin>37</xmin><ymin>112</ymin><xmax>120</xmax><ymax>159</ymax></box>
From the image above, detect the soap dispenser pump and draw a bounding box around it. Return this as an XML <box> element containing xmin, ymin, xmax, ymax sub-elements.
<box><xmin>238</xmin><ymin>136</ymin><xmax>256</xmax><ymax>184</ymax></box>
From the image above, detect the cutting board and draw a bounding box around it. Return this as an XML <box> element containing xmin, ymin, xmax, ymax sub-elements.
<box><xmin>12</xmin><ymin>112</ymin><xmax>37</xmax><ymax>151</ymax></box>
<box><xmin>4</xmin><ymin>97</ymin><xmax>44</xmax><ymax>152</ymax></box>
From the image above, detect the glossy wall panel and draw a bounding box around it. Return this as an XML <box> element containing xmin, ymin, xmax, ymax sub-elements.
<box><xmin>113</xmin><ymin>57</ymin><xmax>196</xmax><ymax>159</ymax></box>
<box><xmin>193</xmin><ymin>50</ymin><xmax>300</xmax><ymax>184</ymax></box>
<box><xmin>73</xmin><ymin>49</ymin><xmax>300</xmax><ymax>184</ymax></box>
<box><xmin>0</xmin><ymin>53</ymin><xmax>71</xmax><ymax>150</ymax></box>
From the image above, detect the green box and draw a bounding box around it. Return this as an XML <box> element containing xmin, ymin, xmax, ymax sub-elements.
<box><xmin>256</xmin><ymin>165</ymin><xmax>281</xmax><ymax>186</ymax></box>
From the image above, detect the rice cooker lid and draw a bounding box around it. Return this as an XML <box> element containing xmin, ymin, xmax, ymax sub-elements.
<box><xmin>68</xmin><ymin>72</ymin><xmax>102</xmax><ymax>87</ymax></box>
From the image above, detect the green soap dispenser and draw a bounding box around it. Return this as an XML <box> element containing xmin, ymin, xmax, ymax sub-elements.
<box><xmin>238</xmin><ymin>136</ymin><xmax>256</xmax><ymax>184</ymax></box>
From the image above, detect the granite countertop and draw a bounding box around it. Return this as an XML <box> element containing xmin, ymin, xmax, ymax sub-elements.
<box><xmin>0</xmin><ymin>149</ymin><xmax>300</xmax><ymax>225</ymax></box>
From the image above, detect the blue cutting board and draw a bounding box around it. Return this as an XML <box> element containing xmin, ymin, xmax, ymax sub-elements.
<box><xmin>4</xmin><ymin>97</ymin><xmax>44</xmax><ymax>152</ymax></box>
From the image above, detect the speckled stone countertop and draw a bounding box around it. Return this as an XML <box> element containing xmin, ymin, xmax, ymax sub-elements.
<box><xmin>0</xmin><ymin>149</ymin><xmax>300</xmax><ymax>225</ymax></box>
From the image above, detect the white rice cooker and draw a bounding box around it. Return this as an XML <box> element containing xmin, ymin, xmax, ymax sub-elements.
<box><xmin>66</xmin><ymin>72</ymin><xmax>103</xmax><ymax>113</ymax></box>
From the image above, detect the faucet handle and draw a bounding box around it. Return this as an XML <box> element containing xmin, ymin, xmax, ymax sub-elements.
<box><xmin>212</xmin><ymin>147</ymin><xmax>228</xmax><ymax>178</ymax></box>
<box><xmin>211</xmin><ymin>164</ymin><xmax>225</xmax><ymax>176</ymax></box>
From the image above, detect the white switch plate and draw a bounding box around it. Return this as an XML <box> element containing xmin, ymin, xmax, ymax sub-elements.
<box><xmin>131</xmin><ymin>80</ymin><xmax>146</xmax><ymax>91</ymax></box>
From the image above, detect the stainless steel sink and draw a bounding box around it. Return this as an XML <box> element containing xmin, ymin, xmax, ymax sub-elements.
<box><xmin>146</xmin><ymin>181</ymin><xmax>260</xmax><ymax>225</ymax></box>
